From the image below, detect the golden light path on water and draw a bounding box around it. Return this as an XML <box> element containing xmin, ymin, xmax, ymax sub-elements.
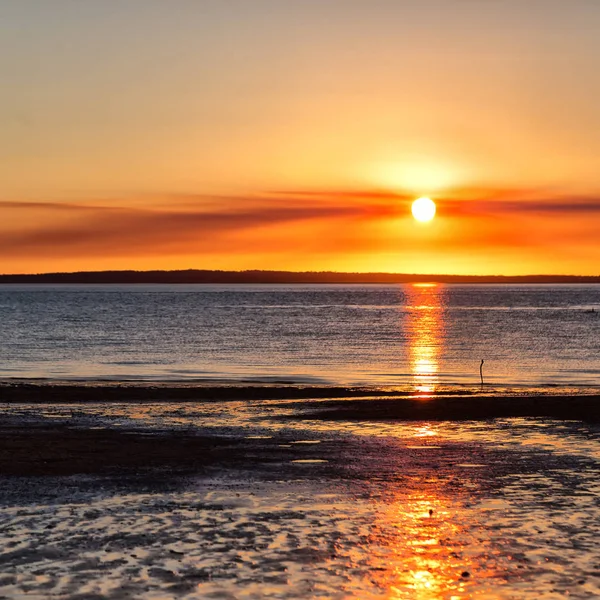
<box><xmin>405</xmin><ymin>283</ymin><xmax>445</xmax><ymax>393</ymax></box>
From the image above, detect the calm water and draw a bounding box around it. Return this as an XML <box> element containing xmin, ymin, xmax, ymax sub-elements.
<box><xmin>1</xmin><ymin>283</ymin><xmax>599</xmax><ymax>387</ymax></box>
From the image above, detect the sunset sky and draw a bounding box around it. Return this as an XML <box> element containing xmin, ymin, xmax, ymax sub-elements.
<box><xmin>2</xmin><ymin>0</ymin><xmax>600</xmax><ymax>275</ymax></box>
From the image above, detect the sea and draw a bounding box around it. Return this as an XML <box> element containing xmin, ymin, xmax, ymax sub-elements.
<box><xmin>1</xmin><ymin>283</ymin><xmax>599</xmax><ymax>388</ymax></box>
<box><xmin>2</xmin><ymin>283</ymin><xmax>600</xmax><ymax>599</ymax></box>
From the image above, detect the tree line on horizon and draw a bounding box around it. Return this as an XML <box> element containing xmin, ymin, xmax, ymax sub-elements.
<box><xmin>1</xmin><ymin>270</ymin><xmax>599</xmax><ymax>284</ymax></box>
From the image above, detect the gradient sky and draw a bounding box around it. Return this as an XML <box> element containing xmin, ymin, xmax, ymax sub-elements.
<box><xmin>2</xmin><ymin>0</ymin><xmax>600</xmax><ymax>275</ymax></box>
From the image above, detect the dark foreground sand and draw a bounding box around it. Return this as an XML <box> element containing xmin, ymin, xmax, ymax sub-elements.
<box><xmin>1</xmin><ymin>383</ymin><xmax>599</xmax><ymax>598</ymax></box>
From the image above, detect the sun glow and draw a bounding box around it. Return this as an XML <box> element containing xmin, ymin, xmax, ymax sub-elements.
<box><xmin>373</xmin><ymin>160</ymin><xmax>462</xmax><ymax>195</ymax></box>
<box><xmin>411</xmin><ymin>197</ymin><xmax>436</xmax><ymax>223</ymax></box>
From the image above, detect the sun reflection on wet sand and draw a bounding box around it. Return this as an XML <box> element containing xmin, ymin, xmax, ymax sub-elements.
<box><xmin>413</xmin><ymin>424</ymin><xmax>439</xmax><ymax>438</ymax></box>
<box><xmin>366</xmin><ymin>489</ymin><xmax>502</xmax><ymax>600</ymax></box>
<box><xmin>405</xmin><ymin>283</ymin><xmax>445</xmax><ymax>394</ymax></box>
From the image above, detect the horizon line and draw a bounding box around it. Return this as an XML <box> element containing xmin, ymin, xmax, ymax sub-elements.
<box><xmin>1</xmin><ymin>269</ymin><xmax>599</xmax><ymax>283</ymax></box>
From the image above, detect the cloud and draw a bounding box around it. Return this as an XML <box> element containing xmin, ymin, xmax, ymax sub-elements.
<box><xmin>445</xmin><ymin>195</ymin><xmax>600</xmax><ymax>216</ymax></box>
<box><xmin>494</xmin><ymin>198</ymin><xmax>600</xmax><ymax>213</ymax></box>
<box><xmin>268</xmin><ymin>189</ymin><xmax>415</xmax><ymax>203</ymax></box>
<box><xmin>267</xmin><ymin>187</ymin><xmax>600</xmax><ymax>216</ymax></box>
<box><xmin>2</xmin><ymin>187</ymin><xmax>600</xmax><ymax>262</ymax></box>
<box><xmin>0</xmin><ymin>200</ymin><xmax>115</xmax><ymax>212</ymax></box>
<box><xmin>0</xmin><ymin>197</ymin><xmax>370</xmax><ymax>258</ymax></box>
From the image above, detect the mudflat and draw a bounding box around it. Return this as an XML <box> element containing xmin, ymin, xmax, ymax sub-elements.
<box><xmin>2</xmin><ymin>381</ymin><xmax>600</xmax><ymax>420</ymax></box>
<box><xmin>0</xmin><ymin>384</ymin><xmax>599</xmax><ymax>598</ymax></box>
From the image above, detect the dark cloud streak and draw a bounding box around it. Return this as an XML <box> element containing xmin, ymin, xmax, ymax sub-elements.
<box><xmin>0</xmin><ymin>201</ymin><xmax>366</xmax><ymax>258</ymax></box>
<box><xmin>2</xmin><ymin>188</ymin><xmax>599</xmax><ymax>260</ymax></box>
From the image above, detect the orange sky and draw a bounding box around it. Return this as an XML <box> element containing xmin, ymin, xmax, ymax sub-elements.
<box><xmin>2</xmin><ymin>1</ymin><xmax>600</xmax><ymax>275</ymax></box>
<box><xmin>3</xmin><ymin>189</ymin><xmax>599</xmax><ymax>275</ymax></box>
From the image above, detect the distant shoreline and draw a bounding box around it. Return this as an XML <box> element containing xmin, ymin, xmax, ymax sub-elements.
<box><xmin>1</xmin><ymin>269</ymin><xmax>599</xmax><ymax>284</ymax></box>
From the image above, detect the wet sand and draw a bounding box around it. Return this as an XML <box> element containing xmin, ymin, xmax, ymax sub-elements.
<box><xmin>1</xmin><ymin>384</ymin><xmax>600</xmax><ymax>598</ymax></box>
<box><xmin>2</xmin><ymin>381</ymin><xmax>600</xmax><ymax>421</ymax></box>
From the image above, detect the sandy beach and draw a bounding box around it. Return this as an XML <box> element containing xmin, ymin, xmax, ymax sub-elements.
<box><xmin>1</xmin><ymin>383</ymin><xmax>599</xmax><ymax>599</ymax></box>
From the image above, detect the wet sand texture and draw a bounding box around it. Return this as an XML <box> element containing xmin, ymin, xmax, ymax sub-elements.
<box><xmin>2</xmin><ymin>382</ymin><xmax>600</xmax><ymax>421</ymax></box>
<box><xmin>1</xmin><ymin>390</ymin><xmax>600</xmax><ymax>598</ymax></box>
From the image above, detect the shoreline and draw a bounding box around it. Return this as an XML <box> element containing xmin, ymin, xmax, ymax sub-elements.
<box><xmin>1</xmin><ymin>381</ymin><xmax>600</xmax><ymax>421</ymax></box>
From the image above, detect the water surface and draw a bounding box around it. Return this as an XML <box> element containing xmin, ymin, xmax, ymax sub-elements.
<box><xmin>1</xmin><ymin>283</ymin><xmax>599</xmax><ymax>388</ymax></box>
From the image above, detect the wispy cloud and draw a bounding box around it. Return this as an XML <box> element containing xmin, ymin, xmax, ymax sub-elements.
<box><xmin>443</xmin><ymin>194</ymin><xmax>600</xmax><ymax>216</ymax></box>
<box><xmin>0</xmin><ymin>196</ymin><xmax>368</xmax><ymax>258</ymax></box>
<box><xmin>268</xmin><ymin>188</ymin><xmax>600</xmax><ymax>215</ymax></box>
<box><xmin>486</xmin><ymin>198</ymin><xmax>600</xmax><ymax>214</ymax></box>
<box><xmin>2</xmin><ymin>188</ymin><xmax>599</xmax><ymax>263</ymax></box>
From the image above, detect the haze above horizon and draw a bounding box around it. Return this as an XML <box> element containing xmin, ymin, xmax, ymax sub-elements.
<box><xmin>1</xmin><ymin>1</ymin><xmax>599</xmax><ymax>275</ymax></box>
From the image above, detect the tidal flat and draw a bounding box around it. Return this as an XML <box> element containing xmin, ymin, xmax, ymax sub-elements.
<box><xmin>0</xmin><ymin>385</ymin><xmax>599</xmax><ymax>599</ymax></box>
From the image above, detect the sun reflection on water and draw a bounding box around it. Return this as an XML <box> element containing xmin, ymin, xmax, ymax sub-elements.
<box><xmin>405</xmin><ymin>283</ymin><xmax>445</xmax><ymax>394</ymax></box>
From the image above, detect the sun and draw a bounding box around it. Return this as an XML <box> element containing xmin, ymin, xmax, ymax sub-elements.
<box><xmin>411</xmin><ymin>197</ymin><xmax>436</xmax><ymax>223</ymax></box>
